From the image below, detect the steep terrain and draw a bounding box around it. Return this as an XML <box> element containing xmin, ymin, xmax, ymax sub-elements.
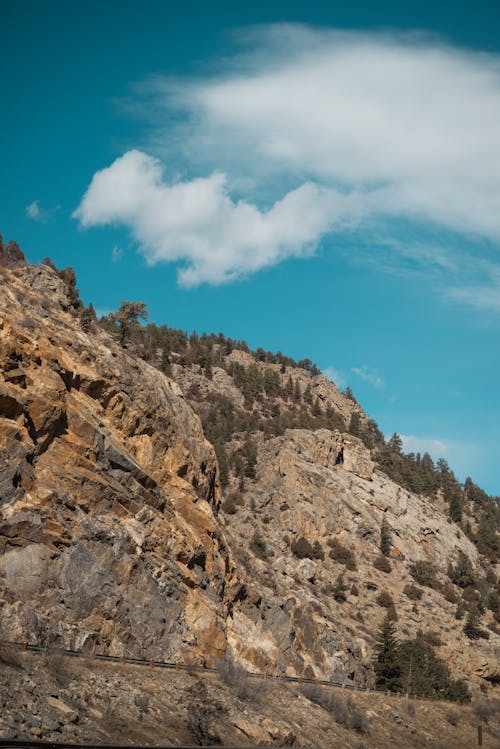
<box><xmin>0</xmin><ymin>245</ymin><xmax>499</xmax><ymax>745</ymax></box>
<box><xmin>0</xmin><ymin>261</ymin><xmax>239</xmax><ymax>662</ymax></box>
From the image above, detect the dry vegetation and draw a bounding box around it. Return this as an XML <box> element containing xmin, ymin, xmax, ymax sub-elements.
<box><xmin>0</xmin><ymin>649</ymin><xmax>499</xmax><ymax>748</ymax></box>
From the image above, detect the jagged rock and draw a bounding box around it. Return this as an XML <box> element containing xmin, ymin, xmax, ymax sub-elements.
<box><xmin>0</xmin><ymin>259</ymin><xmax>498</xmax><ymax>696</ymax></box>
<box><xmin>0</xmin><ymin>263</ymin><xmax>235</xmax><ymax>663</ymax></box>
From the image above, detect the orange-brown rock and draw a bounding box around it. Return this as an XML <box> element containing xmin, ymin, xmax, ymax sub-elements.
<box><xmin>0</xmin><ymin>263</ymin><xmax>234</xmax><ymax>662</ymax></box>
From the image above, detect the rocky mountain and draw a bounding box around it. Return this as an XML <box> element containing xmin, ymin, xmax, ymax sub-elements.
<box><xmin>0</xmin><ymin>243</ymin><xmax>499</xmax><ymax>745</ymax></box>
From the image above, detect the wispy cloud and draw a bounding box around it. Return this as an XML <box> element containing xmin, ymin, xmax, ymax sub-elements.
<box><xmin>26</xmin><ymin>200</ymin><xmax>44</xmax><ymax>221</ymax></box>
<box><xmin>75</xmin><ymin>25</ymin><xmax>500</xmax><ymax>287</ymax></box>
<box><xmin>112</xmin><ymin>245</ymin><xmax>124</xmax><ymax>262</ymax></box>
<box><xmin>446</xmin><ymin>258</ymin><xmax>500</xmax><ymax>312</ymax></box>
<box><xmin>400</xmin><ymin>434</ymin><xmax>449</xmax><ymax>457</ymax></box>
<box><xmin>26</xmin><ymin>199</ymin><xmax>59</xmax><ymax>223</ymax></box>
<box><xmin>400</xmin><ymin>434</ymin><xmax>482</xmax><ymax>479</ymax></box>
<box><xmin>352</xmin><ymin>364</ymin><xmax>384</xmax><ymax>388</ymax></box>
<box><xmin>322</xmin><ymin>365</ymin><xmax>346</xmax><ymax>389</ymax></box>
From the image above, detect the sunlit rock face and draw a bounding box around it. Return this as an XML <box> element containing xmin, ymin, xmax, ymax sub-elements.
<box><xmin>0</xmin><ymin>260</ymin><xmax>498</xmax><ymax>694</ymax></box>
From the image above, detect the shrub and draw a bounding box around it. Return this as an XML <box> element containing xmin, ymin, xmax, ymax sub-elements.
<box><xmin>463</xmin><ymin>611</ymin><xmax>488</xmax><ymax>640</ymax></box>
<box><xmin>374</xmin><ymin>555</ymin><xmax>392</xmax><ymax>573</ymax></box>
<box><xmin>377</xmin><ymin>590</ymin><xmax>394</xmax><ymax>608</ymax></box>
<box><xmin>300</xmin><ymin>685</ymin><xmax>368</xmax><ymax>732</ymax></box>
<box><xmin>449</xmin><ymin>551</ymin><xmax>475</xmax><ymax>588</ymax></box>
<box><xmin>474</xmin><ymin>699</ymin><xmax>500</xmax><ymax>724</ymax></box>
<box><xmin>328</xmin><ymin>538</ymin><xmax>357</xmax><ymax>570</ymax></box>
<box><xmin>442</xmin><ymin>582</ymin><xmax>460</xmax><ymax>604</ymax></box>
<box><xmin>250</xmin><ymin>532</ymin><xmax>268</xmax><ymax>559</ymax></box>
<box><xmin>186</xmin><ymin>680</ymin><xmax>226</xmax><ymax>745</ymax></box>
<box><xmin>487</xmin><ymin>590</ymin><xmax>500</xmax><ymax>613</ymax></box>
<box><xmin>312</xmin><ymin>540</ymin><xmax>325</xmax><ymax>560</ymax></box>
<box><xmin>462</xmin><ymin>586</ymin><xmax>481</xmax><ymax>605</ymax></box>
<box><xmin>409</xmin><ymin>560</ymin><xmax>438</xmax><ymax>588</ymax></box>
<box><xmin>333</xmin><ymin>573</ymin><xmax>348</xmax><ymax>603</ymax></box>
<box><xmin>405</xmin><ymin>700</ymin><xmax>416</xmax><ymax>718</ymax></box>
<box><xmin>403</xmin><ymin>583</ymin><xmax>423</xmax><ymax>601</ymax></box>
<box><xmin>291</xmin><ymin>536</ymin><xmax>314</xmax><ymax>559</ymax></box>
<box><xmin>445</xmin><ymin>710</ymin><xmax>459</xmax><ymax>726</ymax></box>
<box><xmin>218</xmin><ymin>655</ymin><xmax>253</xmax><ymax>700</ymax></box>
<box><xmin>417</xmin><ymin>629</ymin><xmax>442</xmax><ymax>647</ymax></box>
<box><xmin>0</xmin><ymin>644</ymin><xmax>23</xmax><ymax>669</ymax></box>
<box><xmin>455</xmin><ymin>603</ymin><xmax>465</xmax><ymax>619</ymax></box>
<box><xmin>44</xmin><ymin>647</ymin><xmax>74</xmax><ymax>687</ymax></box>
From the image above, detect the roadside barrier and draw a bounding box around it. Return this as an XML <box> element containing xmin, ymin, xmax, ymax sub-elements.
<box><xmin>0</xmin><ymin>640</ymin><xmax>438</xmax><ymax>702</ymax></box>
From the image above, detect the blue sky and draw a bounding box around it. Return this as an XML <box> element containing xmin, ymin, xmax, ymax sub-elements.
<box><xmin>1</xmin><ymin>1</ymin><xmax>499</xmax><ymax>493</ymax></box>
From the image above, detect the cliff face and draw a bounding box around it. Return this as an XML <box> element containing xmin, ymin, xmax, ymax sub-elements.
<box><xmin>0</xmin><ymin>264</ymin><xmax>237</xmax><ymax>662</ymax></box>
<box><xmin>224</xmin><ymin>428</ymin><xmax>499</xmax><ymax>685</ymax></box>
<box><xmin>0</xmin><ymin>261</ymin><xmax>498</xmax><ymax>695</ymax></box>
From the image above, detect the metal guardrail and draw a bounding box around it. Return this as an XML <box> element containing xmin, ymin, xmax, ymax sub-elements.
<box><xmin>0</xmin><ymin>742</ymin><xmax>267</xmax><ymax>749</ymax></box>
<box><xmin>1</xmin><ymin>640</ymin><xmax>431</xmax><ymax>701</ymax></box>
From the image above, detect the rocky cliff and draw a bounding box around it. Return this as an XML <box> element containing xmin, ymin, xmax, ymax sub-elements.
<box><xmin>0</xmin><ymin>259</ymin><xmax>499</xmax><ymax>702</ymax></box>
<box><xmin>0</xmin><ymin>263</ymin><xmax>238</xmax><ymax>662</ymax></box>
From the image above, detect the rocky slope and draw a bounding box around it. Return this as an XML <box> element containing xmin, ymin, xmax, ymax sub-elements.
<box><xmin>0</xmin><ymin>255</ymin><xmax>499</xmax><ymax>731</ymax></box>
<box><xmin>0</xmin><ymin>262</ymin><xmax>239</xmax><ymax>662</ymax></box>
<box><xmin>2</xmin><ymin>647</ymin><xmax>497</xmax><ymax>749</ymax></box>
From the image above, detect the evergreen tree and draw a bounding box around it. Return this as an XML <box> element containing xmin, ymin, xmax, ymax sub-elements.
<box><xmin>109</xmin><ymin>301</ymin><xmax>148</xmax><ymax>345</ymax></box>
<box><xmin>349</xmin><ymin>412</ymin><xmax>362</xmax><ymax>437</ymax></box>
<box><xmin>160</xmin><ymin>347</ymin><xmax>172</xmax><ymax>377</ymax></box>
<box><xmin>449</xmin><ymin>551</ymin><xmax>475</xmax><ymax>588</ymax></box>
<box><xmin>293</xmin><ymin>380</ymin><xmax>301</xmax><ymax>402</ymax></box>
<box><xmin>463</xmin><ymin>610</ymin><xmax>483</xmax><ymax>640</ymax></box>
<box><xmin>380</xmin><ymin>517</ymin><xmax>391</xmax><ymax>557</ymax></box>
<box><xmin>373</xmin><ymin>615</ymin><xmax>402</xmax><ymax>692</ymax></box>
<box><xmin>312</xmin><ymin>397</ymin><xmax>321</xmax><ymax>416</ymax></box>
<box><xmin>388</xmin><ymin>433</ymin><xmax>403</xmax><ymax>453</ymax></box>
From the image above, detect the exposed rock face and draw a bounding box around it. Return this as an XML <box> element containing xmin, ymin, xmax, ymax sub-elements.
<box><xmin>0</xmin><ymin>264</ymin><xmax>235</xmax><ymax>661</ymax></box>
<box><xmin>222</xmin><ymin>431</ymin><xmax>499</xmax><ymax>689</ymax></box>
<box><xmin>0</xmin><ymin>261</ymin><xmax>498</xmax><ymax>697</ymax></box>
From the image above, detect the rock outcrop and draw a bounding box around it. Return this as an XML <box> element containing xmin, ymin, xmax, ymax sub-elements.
<box><xmin>0</xmin><ymin>264</ymin><xmax>236</xmax><ymax>662</ymax></box>
<box><xmin>0</xmin><ymin>260</ymin><xmax>498</xmax><ymax>699</ymax></box>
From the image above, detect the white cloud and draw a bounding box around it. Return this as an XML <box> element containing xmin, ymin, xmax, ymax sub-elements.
<box><xmin>322</xmin><ymin>365</ymin><xmax>346</xmax><ymax>389</ymax></box>
<box><xmin>112</xmin><ymin>245</ymin><xmax>124</xmax><ymax>262</ymax></box>
<box><xmin>26</xmin><ymin>199</ymin><xmax>59</xmax><ymax>223</ymax></box>
<box><xmin>151</xmin><ymin>26</ymin><xmax>500</xmax><ymax>242</ymax></box>
<box><xmin>400</xmin><ymin>434</ymin><xmax>449</xmax><ymax>458</ymax></box>
<box><xmin>76</xmin><ymin>25</ymin><xmax>500</xmax><ymax>286</ymax></box>
<box><xmin>26</xmin><ymin>200</ymin><xmax>43</xmax><ymax>221</ymax></box>
<box><xmin>448</xmin><ymin>284</ymin><xmax>500</xmax><ymax>312</ymax></box>
<box><xmin>74</xmin><ymin>149</ymin><xmax>361</xmax><ymax>286</ymax></box>
<box><xmin>352</xmin><ymin>364</ymin><xmax>384</xmax><ymax>388</ymax></box>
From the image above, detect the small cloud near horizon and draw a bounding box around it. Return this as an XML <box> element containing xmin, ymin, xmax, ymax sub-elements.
<box><xmin>26</xmin><ymin>199</ymin><xmax>60</xmax><ymax>223</ymax></box>
<box><xmin>26</xmin><ymin>200</ymin><xmax>44</xmax><ymax>221</ymax></box>
<box><xmin>322</xmin><ymin>365</ymin><xmax>346</xmax><ymax>390</ymax></box>
<box><xmin>112</xmin><ymin>245</ymin><xmax>124</xmax><ymax>262</ymax></box>
<box><xmin>352</xmin><ymin>364</ymin><xmax>384</xmax><ymax>388</ymax></box>
<box><xmin>400</xmin><ymin>434</ymin><xmax>449</xmax><ymax>458</ymax></box>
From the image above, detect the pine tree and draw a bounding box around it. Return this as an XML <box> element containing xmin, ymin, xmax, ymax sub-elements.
<box><xmin>388</xmin><ymin>433</ymin><xmax>403</xmax><ymax>453</ymax></box>
<box><xmin>109</xmin><ymin>301</ymin><xmax>148</xmax><ymax>345</ymax></box>
<box><xmin>373</xmin><ymin>615</ymin><xmax>402</xmax><ymax>692</ymax></box>
<box><xmin>380</xmin><ymin>517</ymin><xmax>391</xmax><ymax>557</ymax></box>
<box><xmin>463</xmin><ymin>610</ymin><xmax>483</xmax><ymax>640</ymax></box>
<box><xmin>449</xmin><ymin>551</ymin><xmax>474</xmax><ymax>588</ymax></box>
